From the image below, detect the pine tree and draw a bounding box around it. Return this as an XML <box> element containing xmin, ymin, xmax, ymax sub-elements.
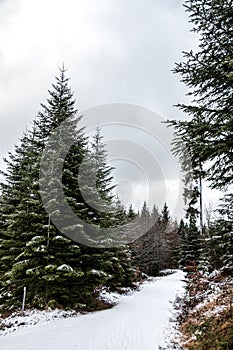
<box><xmin>0</xmin><ymin>68</ymin><xmax>89</xmax><ymax>311</ymax></box>
<box><xmin>161</xmin><ymin>202</ymin><xmax>170</xmax><ymax>226</ymax></box>
<box><xmin>178</xmin><ymin>219</ymin><xmax>188</xmax><ymax>267</ymax></box>
<box><xmin>180</xmin><ymin>192</ymin><xmax>200</xmax><ymax>271</ymax></box>
<box><xmin>78</xmin><ymin>126</ymin><xmax>115</xmax><ymax>228</ymax></box>
<box><xmin>150</xmin><ymin>204</ymin><xmax>159</xmax><ymax>224</ymax></box>
<box><xmin>76</xmin><ymin>127</ymin><xmax>135</xmax><ymax>294</ymax></box>
<box><xmin>168</xmin><ymin>0</ymin><xmax>233</xmax><ymax>190</ymax></box>
<box><xmin>217</xmin><ymin>194</ymin><xmax>233</xmax><ymax>273</ymax></box>
<box><xmin>91</xmin><ymin>126</ymin><xmax>115</xmax><ymax>204</ymax></box>
<box><xmin>114</xmin><ymin>198</ymin><xmax>128</xmax><ymax>225</ymax></box>
<box><xmin>198</xmin><ymin>221</ymin><xmax>225</xmax><ymax>274</ymax></box>
<box><xmin>128</xmin><ymin>204</ymin><xmax>136</xmax><ymax>220</ymax></box>
<box><xmin>0</xmin><ymin>129</ymin><xmax>42</xmax><ymax>297</ymax></box>
<box><xmin>167</xmin><ymin>0</ymin><xmax>233</xmax><ymax>274</ymax></box>
<box><xmin>159</xmin><ymin>203</ymin><xmax>180</xmax><ymax>269</ymax></box>
<box><xmin>140</xmin><ymin>201</ymin><xmax>150</xmax><ymax>234</ymax></box>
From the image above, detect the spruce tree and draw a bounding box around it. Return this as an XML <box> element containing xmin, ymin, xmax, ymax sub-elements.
<box><xmin>178</xmin><ymin>219</ymin><xmax>188</xmax><ymax>268</ymax></box>
<box><xmin>0</xmin><ymin>68</ymin><xmax>88</xmax><ymax>311</ymax></box>
<box><xmin>77</xmin><ymin>127</ymin><xmax>135</xmax><ymax>294</ymax></box>
<box><xmin>161</xmin><ymin>202</ymin><xmax>170</xmax><ymax>226</ymax></box>
<box><xmin>0</xmin><ymin>129</ymin><xmax>42</xmax><ymax>297</ymax></box>
<box><xmin>150</xmin><ymin>204</ymin><xmax>159</xmax><ymax>224</ymax></box>
<box><xmin>167</xmin><ymin>0</ymin><xmax>233</xmax><ymax>274</ymax></box>
<box><xmin>128</xmin><ymin>204</ymin><xmax>137</xmax><ymax>220</ymax></box>
<box><xmin>168</xmin><ymin>0</ymin><xmax>233</xmax><ymax>190</ymax></box>
<box><xmin>78</xmin><ymin>126</ymin><xmax>115</xmax><ymax>228</ymax></box>
<box><xmin>140</xmin><ymin>201</ymin><xmax>150</xmax><ymax>233</ymax></box>
<box><xmin>217</xmin><ymin>194</ymin><xmax>233</xmax><ymax>273</ymax></box>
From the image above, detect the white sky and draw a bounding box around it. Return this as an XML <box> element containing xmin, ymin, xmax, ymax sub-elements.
<box><xmin>0</xmin><ymin>0</ymin><xmax>219</xmax><ymax>218</ymax></box>
<box><xmin>0</xmin><ymin>0</ymin><xmax>194</xmax><ymax>150</ymax></box>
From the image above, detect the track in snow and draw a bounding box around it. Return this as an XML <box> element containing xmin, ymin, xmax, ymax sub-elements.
<box><xmin>1</xmin><ymin>270</ymin><xmax>185</xmax><ymax>350</ymax></box>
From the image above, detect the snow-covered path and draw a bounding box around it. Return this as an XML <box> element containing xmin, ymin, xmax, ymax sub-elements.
<box><xmin>1</xmin><ymin>270</ymin><xmax>185</xmax><ymax>350</ymax></box>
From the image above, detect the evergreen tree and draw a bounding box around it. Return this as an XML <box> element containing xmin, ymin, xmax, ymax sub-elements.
<box><xmin>141</xmin><ymin>201</ymin><xmax>149</xmax><ymax>217</ymax></box>
<box><xmin>179</xmin><ymin>188</ymin><xmax>201</xmax><ymax>270</ymax></box>
<box><xmin>76</xmin><ymin>127</ymin><xmax>135</xmax><ymax>294</ymax></box>
<box><xmin>184</xmin><ymin>212</ymin><xmax>200</xmax><ymax>270</ymax></box>
<box><xmin>0</xmin><ymin>68</ymin><xmax>88</xmax><ymax>310</ymax></box>
<box><xmin>0</xmin><ymin>128</ymin><xmax>42</xmax><ymax>295</ymax></box>
<box><xmin>159</xmin><ymin>203</ymin><xmax>179</xmax><ymax>269</ymax></box>
<box><xmin>78</xmin><ymin>126</ymin><xmax>115</xmax><ymax>228</ymax></box>
<box><xmin>198</xmin><ymin>221</ymin><xmax>225</xmax><ymax>274</ymax></box>
<box><xmin>177</xmin><ymin>219</ymin><xmax>188</xmax><ymax>267</ymax></box>
<box><xmin>168</xmin><ymin>0</ymin><xmax>233</xmax><ymax>190</ymax></box>
<box><xmin>128</xmin><ymin>204</ymin><xmax>136</xmax><ymax>220</ymax></box>
<box><xmin>91</xmin><ymin>126</ymin><xmax>115</xmax><ymax>204</ymax></box>
<box><xmin>114</xmin><ymin>198</ymin><xmax>128</xmax><ymax>225</ymax></box>
<box><xmin>140</xmin><ymin>201</ymin><xmax>150</xmax><ymax>234</ymax></box>
<box><xmin>161</xmin><ymin>202</ymin><xmax>170</xmax><ymax>226</ymax></box>
<box><xmin>217</xmin><ymin>194</ymin><xmax>233</xmax><ymax>273</ymax></box>
<box><xmin>167</xmin><ymin>0</ymin><xmax>233</xmax><ymax>274</ymax></box>
<box><xmin>150</xmin><ymin>204</ymin><xmax>159</xmax><ymax>224</ymax></box>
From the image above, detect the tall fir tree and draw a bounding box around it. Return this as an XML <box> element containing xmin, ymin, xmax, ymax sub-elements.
<box><xmin>76</xmin><ymin>126</ymin><xmax>135</xmax><ymax>293</ymax></box>
<box><xmin>0</xmin><ymin>68</ymin><xmax>88</xmax><ymax>310</ymax></box>
<box><xmin>168</xmin><ymin>0</ymin><xmax>233</xmax><ymax>190</ymax></box>
<box><xmin>167</xmin><ymin>0</ymin><xmax>233</xmax><ymax>274</ymax></box>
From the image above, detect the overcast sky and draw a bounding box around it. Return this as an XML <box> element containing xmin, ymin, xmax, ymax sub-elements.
<box><xmin>0</xmin><ymin>0</ymin><xmax>204</xmax><ymax>217</ymax></box>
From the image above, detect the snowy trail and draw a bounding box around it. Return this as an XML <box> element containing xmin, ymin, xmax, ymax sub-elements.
<box><xmin>1</xmin><ymin>270</ymin><xmax>185</xmax><ymax>350</ymax></box>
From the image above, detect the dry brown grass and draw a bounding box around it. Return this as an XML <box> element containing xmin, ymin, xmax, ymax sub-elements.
<box><xmin>177</xmin><ymin>271</ymin><xmax>233</xmax><ymax>349</ymax></box>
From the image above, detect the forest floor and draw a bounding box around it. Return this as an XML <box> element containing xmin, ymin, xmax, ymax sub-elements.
<box><xmin>174</xmin><ymin>270</ymin><xmax>233</xmax><ymax>350</ymax></box>
<box><xmin>0</xmin><ymin>270</ymin><xmax>185</xmax><ymax>350</ymax></box>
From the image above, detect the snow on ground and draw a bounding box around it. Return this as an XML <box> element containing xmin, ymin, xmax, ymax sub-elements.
<box><xmin>98</xmin><ymin>286</ymin><xmax>134</xmax><ymax>305</ymax></box>
<box><xmin>0</xmin><ymin>309</ymin><xmax>80</xmax><ymax>334</ymax></box>
<box><xmin>0</xmin><ymin>270</ymin><xmax>185</xmax><ymax>350</ymax></box>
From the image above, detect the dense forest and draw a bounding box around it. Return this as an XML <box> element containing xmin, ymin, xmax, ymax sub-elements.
<box><xmin>0</xmin><ymin>0</ymin><xmax>232</xmax><ymax>348</ymax></box>
<box><xmin>0</xmin><ymin>68</ymin><xmax>181</xmax><ymax>314</ymax></box>
<box><xmin>0</xmin><ymin>69</ymin><xmax>133</xmax><ymax>313</ymax></box>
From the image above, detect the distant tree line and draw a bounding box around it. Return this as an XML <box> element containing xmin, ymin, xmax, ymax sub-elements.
<box><xmin>128</xmin><ymin>202</ymin><xmax>181</xmax><ymax>276</ymax></box>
